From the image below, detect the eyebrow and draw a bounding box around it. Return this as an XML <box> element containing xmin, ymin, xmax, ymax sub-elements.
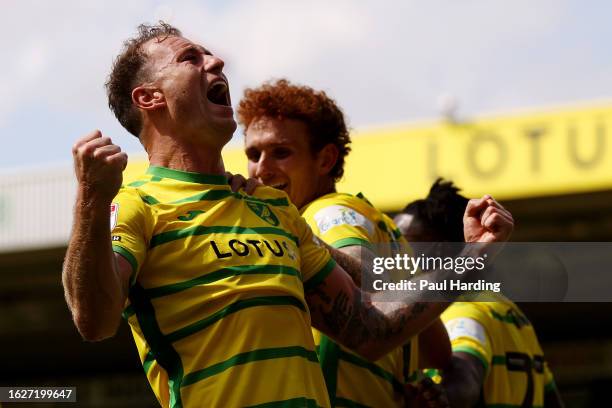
<box><xmin>177</xmin><ymin>44</ymin><xmax>212</xmax><ymax>58</ymax></box>
<box><xmin>247</xmin><ymin>141</ymin><xmax>293</xmax><ymax>150</ymax></box>
<box><xmin>244</xmin><ymin>146</ymin><xmax>260</xmax><ymax>156</ymax></box>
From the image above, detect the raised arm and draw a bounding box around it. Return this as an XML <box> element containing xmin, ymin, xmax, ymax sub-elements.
<box><xmin>324</xmin><ymin>242</ymin><xmax>451</xmax><ymax>367</ymax></box>
<box><xmin>62</xmin><ymin>130</ymin><xmax>130</xmax><ymax>341</ymax></box>
<box><xmin>306</xmin><ymin>196</ymin><xmax>513</xmax><ymax>361</ymax></box>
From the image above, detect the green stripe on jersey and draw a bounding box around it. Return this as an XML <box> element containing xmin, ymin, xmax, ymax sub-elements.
<box><xmin>489</xmin><ymin>308</ymin><xmax>531</xmax><ymax>328</ymax></box>
<box><xmin>303</xmin><ymin>259</ymin><xmax>336</xmax><ymax>291</ymax></box>
<box><xmin>171</xmin><ymin>189</ymin><xmax>289</xmax><ymax>207</ymax></box>
<box><xmin>318</xmin><ymin>335</ymin><xmax>340</xmax><ymax>406</ymax></box>
<box><xmin>141</xmin><ymin>195</ymin><xmax>160</xmax><ymax>205</ymax></box>
<box><xmin>165</xmin><ymin>296</ymin><xmax>306</xmax><ymax>343</ymax></box>
<box><xmin>147</xmin><ymin>166</ymin><xmax>229</xmax><ymax>185</ymax></box>
<box><xmin>113</xmin><ymin>245</ymin><xmax>139</xmax><ymax>274</ymax></box>
<box><xmin>182</xmin><ymin>346</ymin><xmax>319</xmax><ymax>387</ymax></box>
<box><xmin>143</xmin><ymin>351</ymin><xmax>155</xmax><ymax>374</ymax></box>
<box><xmin>245</xmin><ymin>397</ymin><xmax>321</xmax><ymax>408</ymax></box>
<box><xmin>145</xmin><ymin>265</ymin><xmax>302</xmax><ymax>299</ymax></box>
<box><xmin>330</xmin><ymin>237</ymin><xmax>375</xmax><ymax>251</ymax></box>
<box><xmin>338</xmin><ymin>349</ymin><xmax>404</xmax><ymax>394</ymax></box>
<box><xmin>392</xmin><ymin>228</ymin><xmax>402</xmax><ymax>239</ymax></box>
<box><xmin>149</xmin><ymin>225</ymin><xmax>299</xmax><ymax>248</ymax></box>
<box><xmin>128</xmin><ymin>179</ymin><xmax>149</xmax><ymax>187</ymax></box>
<box><xmin>129</xmin><ymin>283</ymin><xmax>184</xmax><ymax>408</ymax></box>
<box><xmin>122</xmin><ymin>305</ymin><xmax>135</xmax><ymax>320</ymax></box>
<box><xmin>170</xmin><ymin>189</ymin><xmax>234</xmax><ymax>204</ymax></box>
<box><xmin>246</xmin><ymin>196</ymin><xmax>289</xmax><ymax>207</ymax></box>
<box><xmin>453</xmin><ymin>346</ymin><xmax>490</xmax><ymax>372</ymax></box>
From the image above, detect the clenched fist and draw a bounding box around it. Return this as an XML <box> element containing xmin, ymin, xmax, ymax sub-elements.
<box><xmin>463</xmin><ymin>195</ymin><xmax>514</xmax><ymax>243</ymax></box>
<box><xmin>72</xmin><ymin>130</ymin><xmax>128</xmax><ymax>202</ymax></box>
<box><xmin>405</xmin><ymin>378</ymin><xmax>450</xmax><ymax>408</ymax></box>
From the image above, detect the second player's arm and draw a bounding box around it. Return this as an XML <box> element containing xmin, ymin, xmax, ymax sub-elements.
<box><xmin>326</xmin><ymin>243</ymin><xmax>451</xmax><ymax>367</ymax></box>
<box><xmin>306</xmin><ymin>196</ymin><xmax>513</xmax><ymax>361</ymax></box>
<box><xmin>306</xmin><ymin>263</ymin><xmax>450</xmax><ymax>361</ymax></box>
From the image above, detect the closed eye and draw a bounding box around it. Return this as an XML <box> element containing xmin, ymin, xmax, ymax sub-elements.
<box><xmin>181</xmin><ymin>53</ymin><xmax>199</xmax><ymax>63</ymax></box>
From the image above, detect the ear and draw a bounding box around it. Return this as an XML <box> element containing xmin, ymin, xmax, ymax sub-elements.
<box><xmin>316</xmin><ymin>144</ymin><xmax>339</xmax><ymax>177</ymax></box>
<box><xmin>132</xmin><ymin>85</ymin><xmax>166</xmax><ymax>111</ymax></box>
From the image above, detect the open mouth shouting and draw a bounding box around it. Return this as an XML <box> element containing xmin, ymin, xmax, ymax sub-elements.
<box><xmin>206</xmin><ymin>77</ymin><xmax>232</xmax><ymax>107</ymax></box>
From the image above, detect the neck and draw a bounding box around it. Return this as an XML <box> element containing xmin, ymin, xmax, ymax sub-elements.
<box><xmin>142</xmin><ymin>129</ymin><xmax>226</xmax><ymax>175</ymax></box>
<box><xmin>307</xmin><ymin>177</ymin><xmax>336</xmax><ymax>206</ymax></box>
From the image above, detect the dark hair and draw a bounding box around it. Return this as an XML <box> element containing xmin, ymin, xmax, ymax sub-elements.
<box><xmin>237</xmin><ymin>79</ymin><xmax>351</xmax><ymax>181</ymax></box>
<box><xmin>401</xmin><ymin>178</ymin><xmax>469</xmax><ymax>242</ymax></box>
<box><xmin>105</xmin><ymin>22</ymin><xmax>181</xmax><ymax>137</ymax></box>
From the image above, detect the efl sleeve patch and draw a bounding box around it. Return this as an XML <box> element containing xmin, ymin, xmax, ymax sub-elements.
<box><xmin>444</xmin><ymin>317</ymin><xmax>487</xmax><ymax>345</ymax></box>
<box><xmin>110</xmin><ymin>203</ymin><xmax>119</xmax><ymax>231</ymax></box>
<box><xmin>313</xmin><ymin>205</ymin><xmax>374</xmax><ymax>236</ymax></box>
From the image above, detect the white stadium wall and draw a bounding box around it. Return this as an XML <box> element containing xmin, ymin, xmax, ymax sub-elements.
<box><xmin>0</xmin><ymin>166</ymin><xmax>75</xmax><ymax>253</ymax></box>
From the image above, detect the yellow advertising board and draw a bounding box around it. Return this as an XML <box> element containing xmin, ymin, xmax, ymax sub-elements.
<box><xmin>124</xmin><ymin>102</ymin><xmax>612</xmax><ymax>212</ymax></box>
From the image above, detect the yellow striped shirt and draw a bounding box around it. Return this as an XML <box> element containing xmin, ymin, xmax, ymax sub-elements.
<box><xmin>112</xmin><ymin>166</ymin><xmax>333</xmax><ymax>408</ymax></box>
<box><xmin>442</xmin><ymin>293</ymin><xmax>557</xmax><ymax>408</ymax></box>
<box><xmin>302</xmin><ymin>192</ymin><xmax>419</xmax><ymax>407</ymax></box>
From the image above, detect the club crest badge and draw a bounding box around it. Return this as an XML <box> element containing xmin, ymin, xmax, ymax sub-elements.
<box><xmin>246</xmin><ymin>201</ymin><xmax>279</xmax><ymax>226</ymax></box>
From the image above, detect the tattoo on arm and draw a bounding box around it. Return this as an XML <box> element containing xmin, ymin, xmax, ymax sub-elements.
<box><xmin>312</xmin><ymin>283</ymin><xmax>431</xmax><ymax>350</ymax></box>
<box><xmin>323</xmin><ymin>243</ymin><xmax>365</xmax><ymax>287</ymax></box>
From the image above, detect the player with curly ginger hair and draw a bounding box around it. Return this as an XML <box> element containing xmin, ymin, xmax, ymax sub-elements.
<box><xmin>238</xmin><ymin>79</ymin><xmax>456</xmax><ymax>407</ymax></box>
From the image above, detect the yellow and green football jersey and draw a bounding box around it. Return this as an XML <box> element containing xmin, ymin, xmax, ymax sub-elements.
<box><xmin>301</xmin><ymin>192</ymin><xmax>418</xmax><ymax>407</ymax></box>
<box><xmin>111</xmin><ymin>166</ymin><xmax>334</xmax><ymax>408</ymax></box>
<box><xmin>301</xmin><ymin>192</ymin><xmax>403</xmax><ymax>256</ymax></box>
<box><xmin>441</xmin><ymin>293</ymin><xmax>557</xmax><ymax>407</ymax></box>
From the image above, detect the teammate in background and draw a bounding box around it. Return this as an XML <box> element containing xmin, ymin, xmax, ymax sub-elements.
<box><xmin>62</xmin><ymin>21</ymin><xmax>513</xmax><ymax>407</ymax></box>
<box><xmin>238</xmin><ymin>80</ymin><xmax>451</xmax><ymax>406</ymax></box>
<box><xmin>394</xmin><ymin>179</ymin><xmax>564</xmax><ymax>408</ymax></box>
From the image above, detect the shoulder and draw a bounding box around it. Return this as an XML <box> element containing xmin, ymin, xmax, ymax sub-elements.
<box><xmin>302</xmin><ymin>192</ymin><xmax>361</xmax><ymax>214</ymax></box>
<box><xmin>302</xmin><ymin>193</ymin><xmax>376</xmax><ymax>233</ymax></box>
<box><xmin>443</xmin><ymin>302</ymin><xmax>493</xmax><ymax>327</ymax></box>
<box><xmin>248</xmin><ymin>186</ymin><xmax>295</xmax><ymax>214</ymax></box>
<box><xmin>114</xmin><ymin>184</ymin><xmax>146</xmax><ymax>205</ymax></box>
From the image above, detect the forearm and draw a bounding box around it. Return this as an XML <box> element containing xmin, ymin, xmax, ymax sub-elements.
<box><xmin>441</xmin><ymin>355</ymin><xmax>483</xmax><ymax>408</ymax></box>
<box><xmin>323</xmin><ymin>243</ymin><xmax>365</xmax><ymax>287</ymax></box>
<box><xmin>309</xmin><ymin>277</ymin><xmax>448</xmax><ymax>360</ymax></box>
<box><xmin>360</xmin><ymin>295</ymin><xmax>448</xmax><ymax>360</ymax></box>
<box><xmin>358</xmin><ymin>246</ymin><xmax>485</xmax><ymax>358</ymax></box>
<box><xmin>418</xmin><ymin>318</ymin><xmax>452</xmax><ymax>369</ymax></box>
<box><xmin>62</xmin><ymin>192</ymin><xmax>125</xmax><ymax>341</ymax></box>
<box><xmin>309</xmin><ymin>246</ymin><xmax>487</xmax><ymax>360</ymax></box>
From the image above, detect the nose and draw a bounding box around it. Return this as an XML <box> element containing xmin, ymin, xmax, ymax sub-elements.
<box><xmin>254</xmin><ymin>153</ymin><xmax>276</xmax><ymax>182</ymax></box>
<box><xmin>205</xmin><ymin>54</ymin><xmax>225</xmax><ymax>73</ymax></box>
